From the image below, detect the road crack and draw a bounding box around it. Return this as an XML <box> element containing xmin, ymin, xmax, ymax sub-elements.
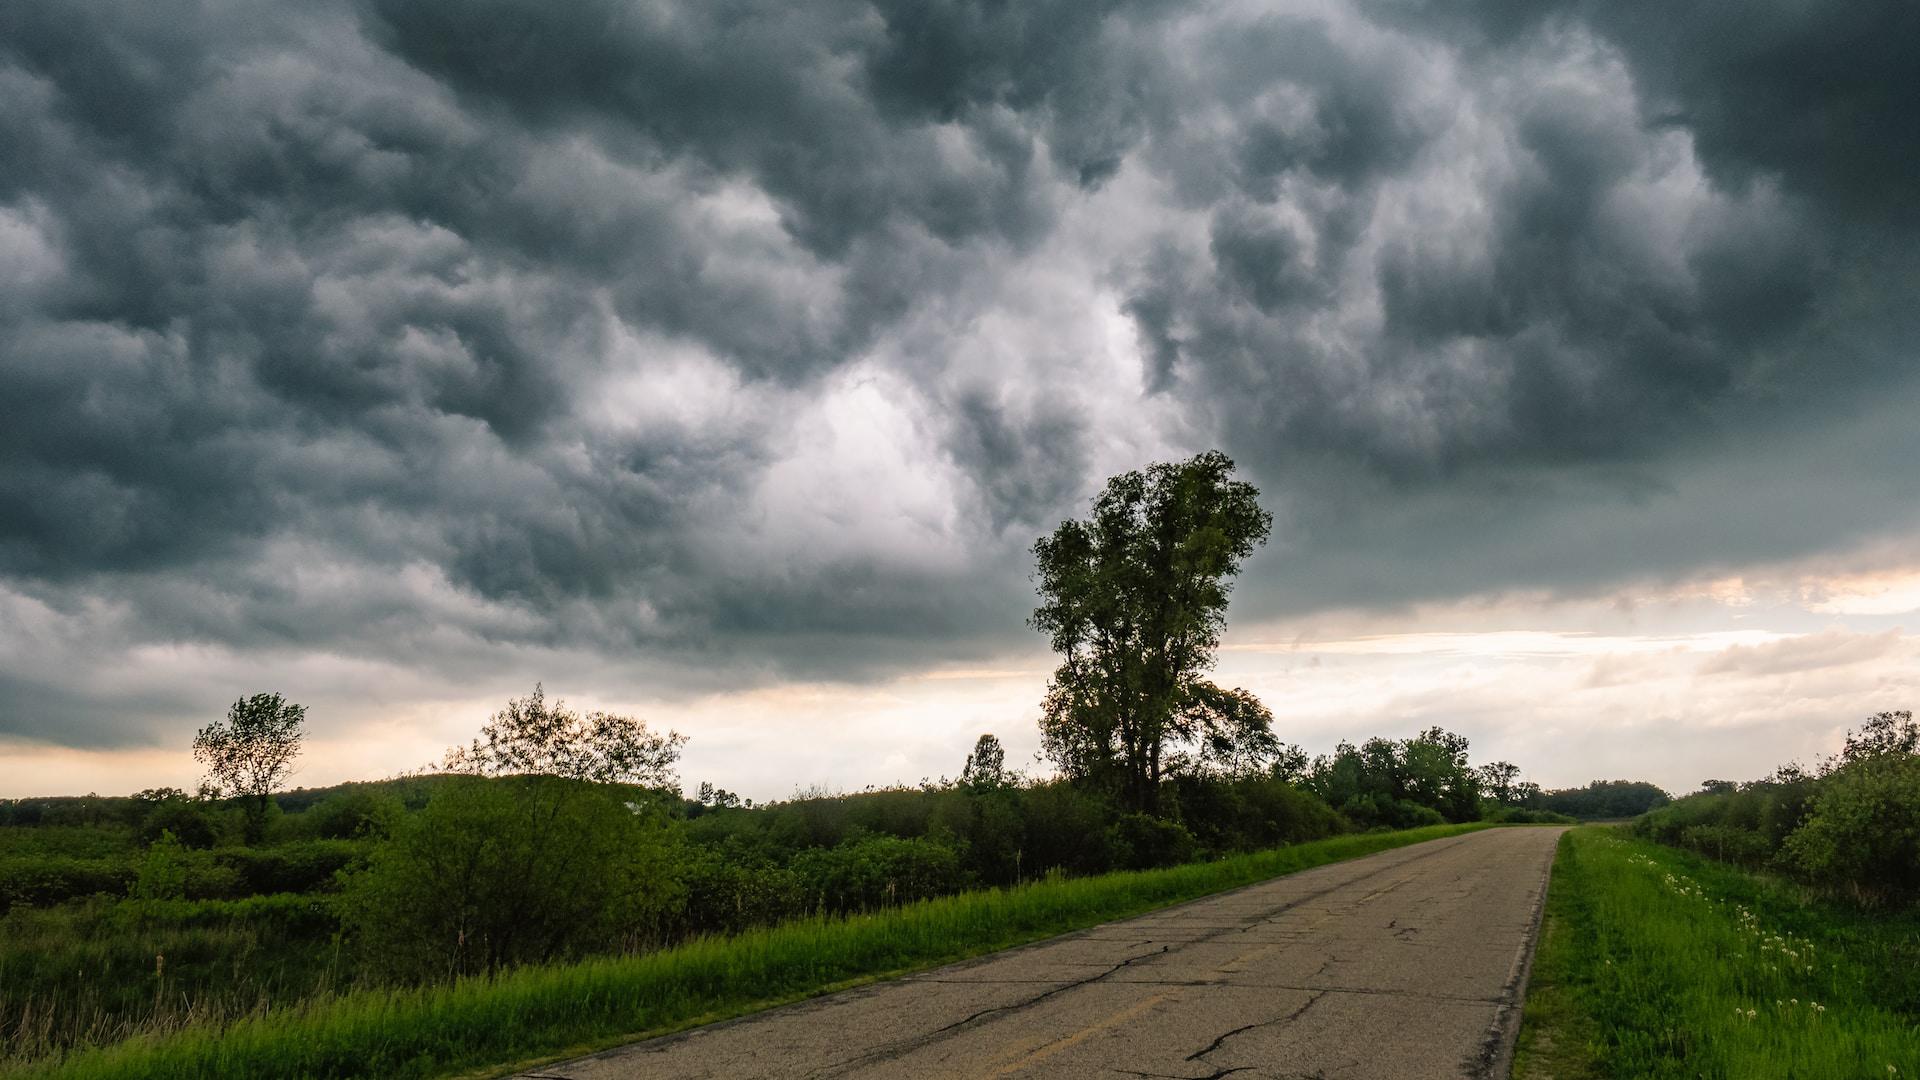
<box><xmin>1183</xmin><ymin>990</ymin><xmax>1328</xmax><ymax>1063</ymax></box>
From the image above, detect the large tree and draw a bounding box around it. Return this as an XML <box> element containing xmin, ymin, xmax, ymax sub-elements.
<box><xmin>1031</xmin><ymin>451</ymin><xmax>1275</xmax><ymax>811</ymax></box>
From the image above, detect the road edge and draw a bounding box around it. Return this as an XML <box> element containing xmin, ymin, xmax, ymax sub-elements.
<box><xmin>1472</xmin><ymin>825</ymin><xmax>1568</xmax><ymax>1079</ymax></box>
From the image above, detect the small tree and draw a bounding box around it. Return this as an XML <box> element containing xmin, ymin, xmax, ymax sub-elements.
<box><xmin>960</xmin><ymin>734</ymin><xmax>1012</xmax><ymax>790</ymax></box>
<box><xmin>194</xmin><ymin>692</ymin><xmax>304</xmax><ymax>837</ymax></box>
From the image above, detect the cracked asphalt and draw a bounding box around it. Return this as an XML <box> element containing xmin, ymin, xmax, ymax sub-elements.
<box><xmin>517</xmin><ymin>826</ymin><xmax>1565</xmax><ymax>1080</ymax></box>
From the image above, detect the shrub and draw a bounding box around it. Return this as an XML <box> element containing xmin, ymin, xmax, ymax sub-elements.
<box><xmin>1484</xmin><ymin>806</ymin><xmax>1577</xmax><ymax>825</ymax></box>
<box><xmin>136</xmin><ymin>799</ymin><xmax>230</xmax><ymax>849</ymax></box>
<box><xmin>790</xmin><ymin>835</ymin><xmax>969</xmax><ymax>913</ymax></box>
<box><xmin>341</xmin><ymin>777</ymin><xmax>683</xmax><ymax>980</ymax></box>
<box><xmin>1779</xmin><ymin>755</ymin><xmax>1920</xmax><ymax>907</ymax></box>
<box><xmin>1676</xmin><ymin>824</ymin><xmax>1772</xmax><ymax>867</ymax></box>
<box><xmin>214</xmin><ymin>840</ymin><xmax>365</xmax><ymax>895</ymax></box>
<box><xmin>304</xmin><ymin>792</ymin><xmax>402</xmax><ymax>841</ymax></box>
<box><xmin>1019</xmin><ymin>782</ymin><xmax>1120</xmax><ymax>876</ymax></box>
<box><xmin>129</xmin><ymin>831</ymin><xmax>191</xmax><ymax>901</ymax></box>
<box><xmin>1110</xmin><ymin>812</ymin><xmax>1197</xmax><ymax>869</ymax></box>
<box><xmin>675</xmin><ymin>848</ymin><xmax>804</xmax><ymax>934</ymax></box>
<box><xmin>0</xmin><ymin>855</ymin><xmax>134</xmax><ymax>913</ymax></box>
<box><xmin>1338</xmin><ymin>794</ymin><xmax>1447</xmax><ymax>831</ymax></box>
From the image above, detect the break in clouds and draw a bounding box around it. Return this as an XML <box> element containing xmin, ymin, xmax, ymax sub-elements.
<box><xmin>3</xmin><ymin>0</ymin><xmax>1919</xmax><ymax>750</ymax></box>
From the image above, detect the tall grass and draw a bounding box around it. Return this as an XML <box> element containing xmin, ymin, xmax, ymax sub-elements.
<box><xmin>1514</xmin><ymin>827</ymin><xmax>1920</xmax><ymax>1079</ymax></box>
<box><xmin>1</xmin><ymin>895</ymin><xmax>347</xmax><ymax>1063</ymax></box>
<box><xmin>13</xmin><ymin>824</ymin><xmax>1486</xmax><ymax>1080</ymax></box>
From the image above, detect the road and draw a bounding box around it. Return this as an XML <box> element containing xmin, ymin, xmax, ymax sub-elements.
<box><xmin>517</xmin><ymin>826</ymin><xmax>1565</xmax><ymax>1080</ymax></box>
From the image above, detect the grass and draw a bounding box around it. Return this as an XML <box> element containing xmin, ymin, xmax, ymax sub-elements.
<box><xmin>1</xmin><ymin>895</ymin><xmax>348</xmax><ymax>1064</ymax></box>
<box><xmin>10</xmin><ymin>823</ymin><xmax>1487</xmax><ymax>1080</ymax></box>
<box><xmin>1513</xmin><ymin>827</ymin><xmax>1920</xmax><ymax>1079</ymax></box>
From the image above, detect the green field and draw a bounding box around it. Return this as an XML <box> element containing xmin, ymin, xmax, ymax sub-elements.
<box><xmin>10</xmin><ymin>823</ymin><xmax>1486</xmax><ymax>1080</ymax></box>
<box><xmin>1515</xmin><ymin>827</ymin><xmax>1920</xmax><ymax>1078</ymax></box>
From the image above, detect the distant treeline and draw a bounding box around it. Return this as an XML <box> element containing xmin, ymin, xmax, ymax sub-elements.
<box><xmin>1523</xmin><ymin>779</ymin><xmax>1671</xmax><ymax>820</ymax></box>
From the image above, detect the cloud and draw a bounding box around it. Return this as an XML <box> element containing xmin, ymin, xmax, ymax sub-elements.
<box><xmin>1</xmin><ymin>0</ymin><xmax>1916</xmax><ymax>763</ymax></box>
<box><xmin>1699</xmin><ymin>629</ymin><xmax>1906</xmax><ymax>678</ymax></box>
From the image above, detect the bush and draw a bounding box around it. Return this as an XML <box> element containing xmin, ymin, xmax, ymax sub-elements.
<box><xmin>1110</xmin><ymin>813</ymin><xmax>1197</xmax><ymax>869</ymax></box>
<box><xmin>675</xmin><ymin>848</ymin><xmax>804</xmax><ymax>934</ymax></box>
<box><xmin>1779</xmin><ymin>755</ymin><xmax>1920</xmax><ymax>907</ymax></box>
<box><xmin>1338</xmin><ymin>794</ymin><xmax>1447</xmax><ymax>831</ymax></box>
<box><xmin>790</xmin><ymin>835</ymin><xmax>969</xmax><ymax>913</ymax></box>
<box><xmin>136</xmin><ymin>799</ymin><xmax>230</xmax><ymax>849</ymax></box>
<box><xmin>214</xmin><ymin>840</ymin><xmax>365</xmax><ymax>895</ymax></box>
<box><xmin>1019</xmin><ymin>782</ymin><xmax>1120</xmax><ymax>876</ymax></box>
<box><xmin>0</xmin><ymin>855</ymin><xmax>134</xmax><ymax>913</ymax></box>
<box><xmin>1677</xmin><ymin>824</ymin><xmax>1773</xmax><ymax>867</ymax></box>
<box><xmin>341</xmin><ymin>777</ymin><xmax>683</xmax><ymax>980</ymax></box>
<box><xmin>303</xmin><ymin>792</ymin><xmax>402</xmax><ymax>841</ymax></box>
<box><xmin>1484</xmin><ymin>806</ymin><xmax>1577</xmax><ymax>825</ymax></box>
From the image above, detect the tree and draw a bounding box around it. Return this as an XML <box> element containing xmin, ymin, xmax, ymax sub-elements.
<box><xmin>1032</xmin><ymin>451</ymin><xmax>1275</xmax><ymax>811</ymax></box>
<box><xmin>1839</xmin><ymin>710</ymin><xmax>1918</xmax><ymax>765</ymax></box>
<box><xmin>443</xmin><ymin>683</ymin><xmax>685</xmax><ymax>787</ymax></box>
<box><xmin>194</xmin><ymin>692</ymin><xmax>304</xmax><ymax>837</ymax></box>
<box><xmin>1477</xmin><ymin>761</ymin><xmax>1523</xmax><ymax>805</ymax></box>
<box><xmin>696</xmin><ymin>781</ymin><xmax>742</xmax><ymax>809</ymax></box>
<box><xmin>1305</xmin><ymin>727</ymin><xmax>1483</xmax><ymax>826</ymax></box>
<box><xmin>960</xmin><ymin>734</ymin><xmax>1012</xmax><ymax>790</ymax></box>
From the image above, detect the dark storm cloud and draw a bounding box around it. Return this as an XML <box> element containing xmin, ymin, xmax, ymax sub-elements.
<box><xmin>1120</xmin><ymin>5</ymin><xmax>1919</xmax><ymax>483</ymax></box>
<box><xmin>2</xmin><ymin>0</ymin><xmax>1917</xmax><ymax>749</ymax></box>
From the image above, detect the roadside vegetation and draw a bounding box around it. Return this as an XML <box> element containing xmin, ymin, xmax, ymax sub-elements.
<box><xmin>10</xmin><ymin>823</ymin><xmax>1489</xmax><ymax>1080</ymax></box>
<box><xmin>1635</xmin><ymin>710</ymin><xmax>1920</xmax><ymax>907</ymax></box>
<box><xmin>1519</xmin><ymin>710</ymin><xmax>1920</xmax><ymax>1077</ymax></box>
<box><xmin>1515</xmin><ymin>827</ymin><xmax>1920</xmax><ymax>1079</ymax></box>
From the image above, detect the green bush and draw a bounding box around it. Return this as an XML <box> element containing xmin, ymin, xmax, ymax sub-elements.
<box><xmin>136</xmin><ymin>799</ymin><xmax>230</xmax><ymax>849</ymax></box>
<box><xmin>1484</xmin><ymin>806</ymin><xmax>1577</xmax><ymax>825</ymax></box>
<box><xmin>675</xmin><ymin>847</ymin><xmax>803</xmax><ymax>934</ymax></box>
<box><xmin>304</xmin><ymin>792</ymin><xmax>402</xmax><ymax>841</ymax></box>
<box><xmin>0</xmin><ymin>855</ymin><xmax>134</xmax><ymax>913</ymax></box>
<box><xmin>340</xmin><ymin>777</ymin><xmax>683</xmax><ymax>980</ymax></box>
<box><xmin>790</xmin><ymin>834</ymin><xmax>969</xmax><ymax>913</ymax></box>
<box><xmin>214</xmin><ymin>840</ymin><xmax>366</xmax><ymax>895</ymax></box>
<box><xmin>1676</xmin><ymin>823</ymin><xmax>1772</xmax><ymax>867</ymax></box>
<box><xmin>1338</xmin><ymin>793</ymin><xmax>1447</xmax><ymax>831</ymax></box>
<box><xmin>1110</xmin><ymin>812</ymin><xmax>1197</xmax><ymax>869</ymax></box>
<box><xmin>1018</xmin><ymin>782</ymin><xmax>1119</xmax><ymax>876</ymax></box>
<box><xmin>1779</xmin><ymin>755</ymin><xmax>1920</xmax><ymax>907</ymax></box>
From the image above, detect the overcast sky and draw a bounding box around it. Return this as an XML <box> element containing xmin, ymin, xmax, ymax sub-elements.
<box><xmin>4</xmin><ymin>0</ymin><xmax>1917</xmax><ymax>800</ymax></box>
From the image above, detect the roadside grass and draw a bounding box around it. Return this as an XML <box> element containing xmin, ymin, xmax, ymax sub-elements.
<box><xmin>10</xmin><ymin>823</ymin><xmax>1486</xmax><ymax>1080</ymax></box>
<box><xmin>1514</xmin><ymin>827</ymin><xmax>1920</xmax><ymax>1079</ymax></box>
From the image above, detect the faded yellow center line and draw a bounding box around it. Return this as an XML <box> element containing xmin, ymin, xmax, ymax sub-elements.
<box><xmin>979</xmin><ymin>990</ymin><xmax>1176</xmax><ymax>1077</ymax></box>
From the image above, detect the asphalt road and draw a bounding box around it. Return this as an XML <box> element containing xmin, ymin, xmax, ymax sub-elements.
<box><xmin>518</xmin><ymin>826</ymin><xmax>1566</xmax><ymax>1080</ymax></box>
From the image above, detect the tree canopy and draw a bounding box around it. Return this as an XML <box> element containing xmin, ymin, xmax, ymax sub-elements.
<box><xmin>443</xmin><ymin>683</ymin><xmax>685</xmax><ymax>789</ymax></box>
<box><xmin>1031</xmin><ymin>450</ymin><xmax>1275</xmax><ymax>810</ymax></box>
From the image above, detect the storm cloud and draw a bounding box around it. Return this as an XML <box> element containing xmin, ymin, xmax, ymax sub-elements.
<box><xmin>2</xmin><ymin>0</ymin><xmax>1916</xmax><ymax>752</ymax></box>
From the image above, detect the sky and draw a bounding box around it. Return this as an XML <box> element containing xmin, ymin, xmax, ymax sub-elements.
<box><xmin>2</xmin><ymin>0</ymin><xmax>1917</xmax><ymax>801</ymax></box>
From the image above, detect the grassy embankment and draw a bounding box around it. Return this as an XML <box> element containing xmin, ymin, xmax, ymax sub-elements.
<box><xmin>15</xmin><ymin>822</ymin><xmax>1486</xmax><ymax>1080</ymax></box>
<box><xmin>1515</xmin><ymin>827</ymin><xmax>1920</xmax><ymax>1078</ymax></box>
